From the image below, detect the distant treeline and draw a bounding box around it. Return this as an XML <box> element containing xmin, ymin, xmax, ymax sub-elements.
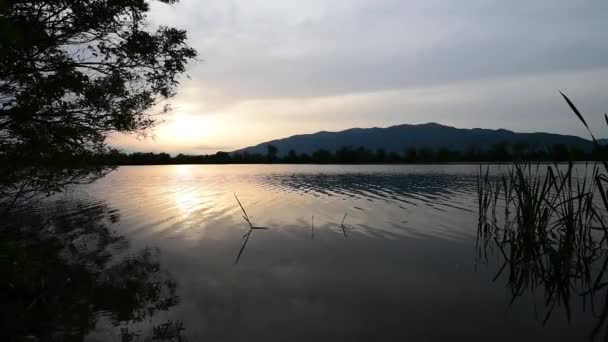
<box><xmin>100</xmin><ymin>142</ymin><xmax>608</xmax><ymax>165</ymax></box>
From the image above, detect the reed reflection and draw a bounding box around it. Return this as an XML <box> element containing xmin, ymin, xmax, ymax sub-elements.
<box><xmin>477</xmin><ymin>163</ymin><xmax>608</xmax><ymax>340</ymax></box>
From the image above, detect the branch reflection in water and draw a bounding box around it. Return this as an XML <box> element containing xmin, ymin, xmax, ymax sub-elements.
<box><xmin>0</xmin><ymin>199</ymin><xmax>184</xmax><ymax>341</ymax></box>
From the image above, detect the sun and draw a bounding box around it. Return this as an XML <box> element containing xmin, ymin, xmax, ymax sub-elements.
<box><xmin>156</xmin><ymin>112</ymin><xmax>209</xmax><ymax>147</ymax></box>
<box><xmin>172</xmin><ymin>113</ymin><xmax>207</xmax><ymax>139</ymax></box>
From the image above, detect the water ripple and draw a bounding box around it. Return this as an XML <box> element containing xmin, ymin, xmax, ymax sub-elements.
<box><xmin>34</xmin><ymin>165</ymin><xmax>486</xmax><ymax>245</ymax></box>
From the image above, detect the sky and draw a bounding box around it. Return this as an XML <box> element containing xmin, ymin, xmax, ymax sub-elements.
<box><xmin>109</xmin><ymin>0</ymin><xmax>608</xmax><ymax>155</ymax></box>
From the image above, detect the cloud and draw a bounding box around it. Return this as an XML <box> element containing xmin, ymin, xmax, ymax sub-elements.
<box><xmin>152</xmin><ymin>0</ymin><xmax>608</xmax><ymax>102</ymax></box>
<box><xmin>117</xmin><ymin>0</ymin><xmax>608</xmax><ymax>154</ymax></box>
<box><xmin>191</xmin><ymin>144</ymin><xmax>235</xmax><ymax>152</ymax></box>
<box><xmin>214</xmin><ymin>68</ymin><xmax>608</xmax><ymax>143</ymax></box>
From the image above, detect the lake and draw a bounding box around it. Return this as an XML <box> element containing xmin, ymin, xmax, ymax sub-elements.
<box><xmin>2</xmin><ymin>164</ymin><xmax>603</xmax><ymax>341</ymax></box>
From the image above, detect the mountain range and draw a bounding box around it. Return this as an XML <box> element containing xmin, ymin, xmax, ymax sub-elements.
<box><xmin>233</xmin><ymin>123</ymin><xmax>595</xmax><ymax>156</ymax></box>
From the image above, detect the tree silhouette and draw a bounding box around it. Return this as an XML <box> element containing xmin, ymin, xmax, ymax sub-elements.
<box><xmin>0</xmin><ymin>0</ymin><xmax>197</xmax><ymax>206</ymax></box>
<box><xmin>266</xmin><ymin>144</ymin><xmax>278</xmax><ymax>163</ymax></box>
<box><xmin>89</xmin><ymin>144</ymin><xmax>602</xmax><ymax>165</ymax></box>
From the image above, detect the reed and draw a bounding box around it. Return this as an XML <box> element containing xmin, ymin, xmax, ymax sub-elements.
<box><xmin>477</xmin><ymin>161</ymin><xmax>605</xmax><ymax>329</ymax></box>
<box><xmin>561</xmin><ymin>94</ymin><xmax>608</xmax><ymax>339</ymax></box>
<box><xmin>476</xmin><ymin>93</ymin><xmax>608</xmax><ymax>339</ymax></box>
<box><xmin>233</xmin><ymin>193</ymin><xmax>270</xmax><ymax>264</ymax></box>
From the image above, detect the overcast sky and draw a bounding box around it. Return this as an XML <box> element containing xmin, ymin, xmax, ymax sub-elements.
<box><xmin>110</xmin><ymin>0</ymin><xmax>608</xmax><ymax>155</ymax></box>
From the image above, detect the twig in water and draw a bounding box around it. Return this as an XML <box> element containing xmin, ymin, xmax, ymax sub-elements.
<box><xmin>234</xmin><ymin>192</ymin><xmax>252</xmax><ymax>228</ymax></box>
<box><xmin>340</xmin><ymin>212</ymin><xmax>348</xmax><ymax>237</ymax></box>
<box><xmin>233</xmin><ymin>192</ymin><xmax>270</xmax><ymax>264</ymax></box>
<box><xmin>311</xmin><ymin>215</ymin><xmax>315</xmax><ymax>239</ymax></box>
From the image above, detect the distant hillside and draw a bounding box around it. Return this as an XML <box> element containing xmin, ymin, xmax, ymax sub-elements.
<box><xmin>233</xmin><ymin>123</ymin><xmax>594</xmax><ymax>156</ymax></box>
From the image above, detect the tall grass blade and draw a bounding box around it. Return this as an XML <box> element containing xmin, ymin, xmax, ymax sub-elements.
<box><xmin>561</xmin><ymin>91</ymin><xmax>594</xmax><ymax>138</ymax></box>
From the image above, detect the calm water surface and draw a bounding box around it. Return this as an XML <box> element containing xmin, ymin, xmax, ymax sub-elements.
<box><xmin>3</xmin><ymin>165</ymin><xmax>602</xmax><ymax>341</ymax></box>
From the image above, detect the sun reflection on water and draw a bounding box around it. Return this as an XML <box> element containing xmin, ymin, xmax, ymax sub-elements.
<box><xmin>172</xmin><ymin>187</ymin><xmax>200</xmax><ymax>217</ymax></box>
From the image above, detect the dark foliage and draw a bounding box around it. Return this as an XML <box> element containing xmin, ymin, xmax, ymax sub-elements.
<box><xmin>0</xmin><ymin>0</ymin><xmax>196</xmax><ymax>206</ymax></box>
<box><xmin>97</xmin><ymin>141</ymin><xmax>608</xmax><ymax>165</ymax></box>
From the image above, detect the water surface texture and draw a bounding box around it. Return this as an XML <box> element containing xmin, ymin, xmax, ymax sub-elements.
<box><xmin>4</xmin><ymin>165</ymin><xmax>603</xmax><ymax>341</ymax></box>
